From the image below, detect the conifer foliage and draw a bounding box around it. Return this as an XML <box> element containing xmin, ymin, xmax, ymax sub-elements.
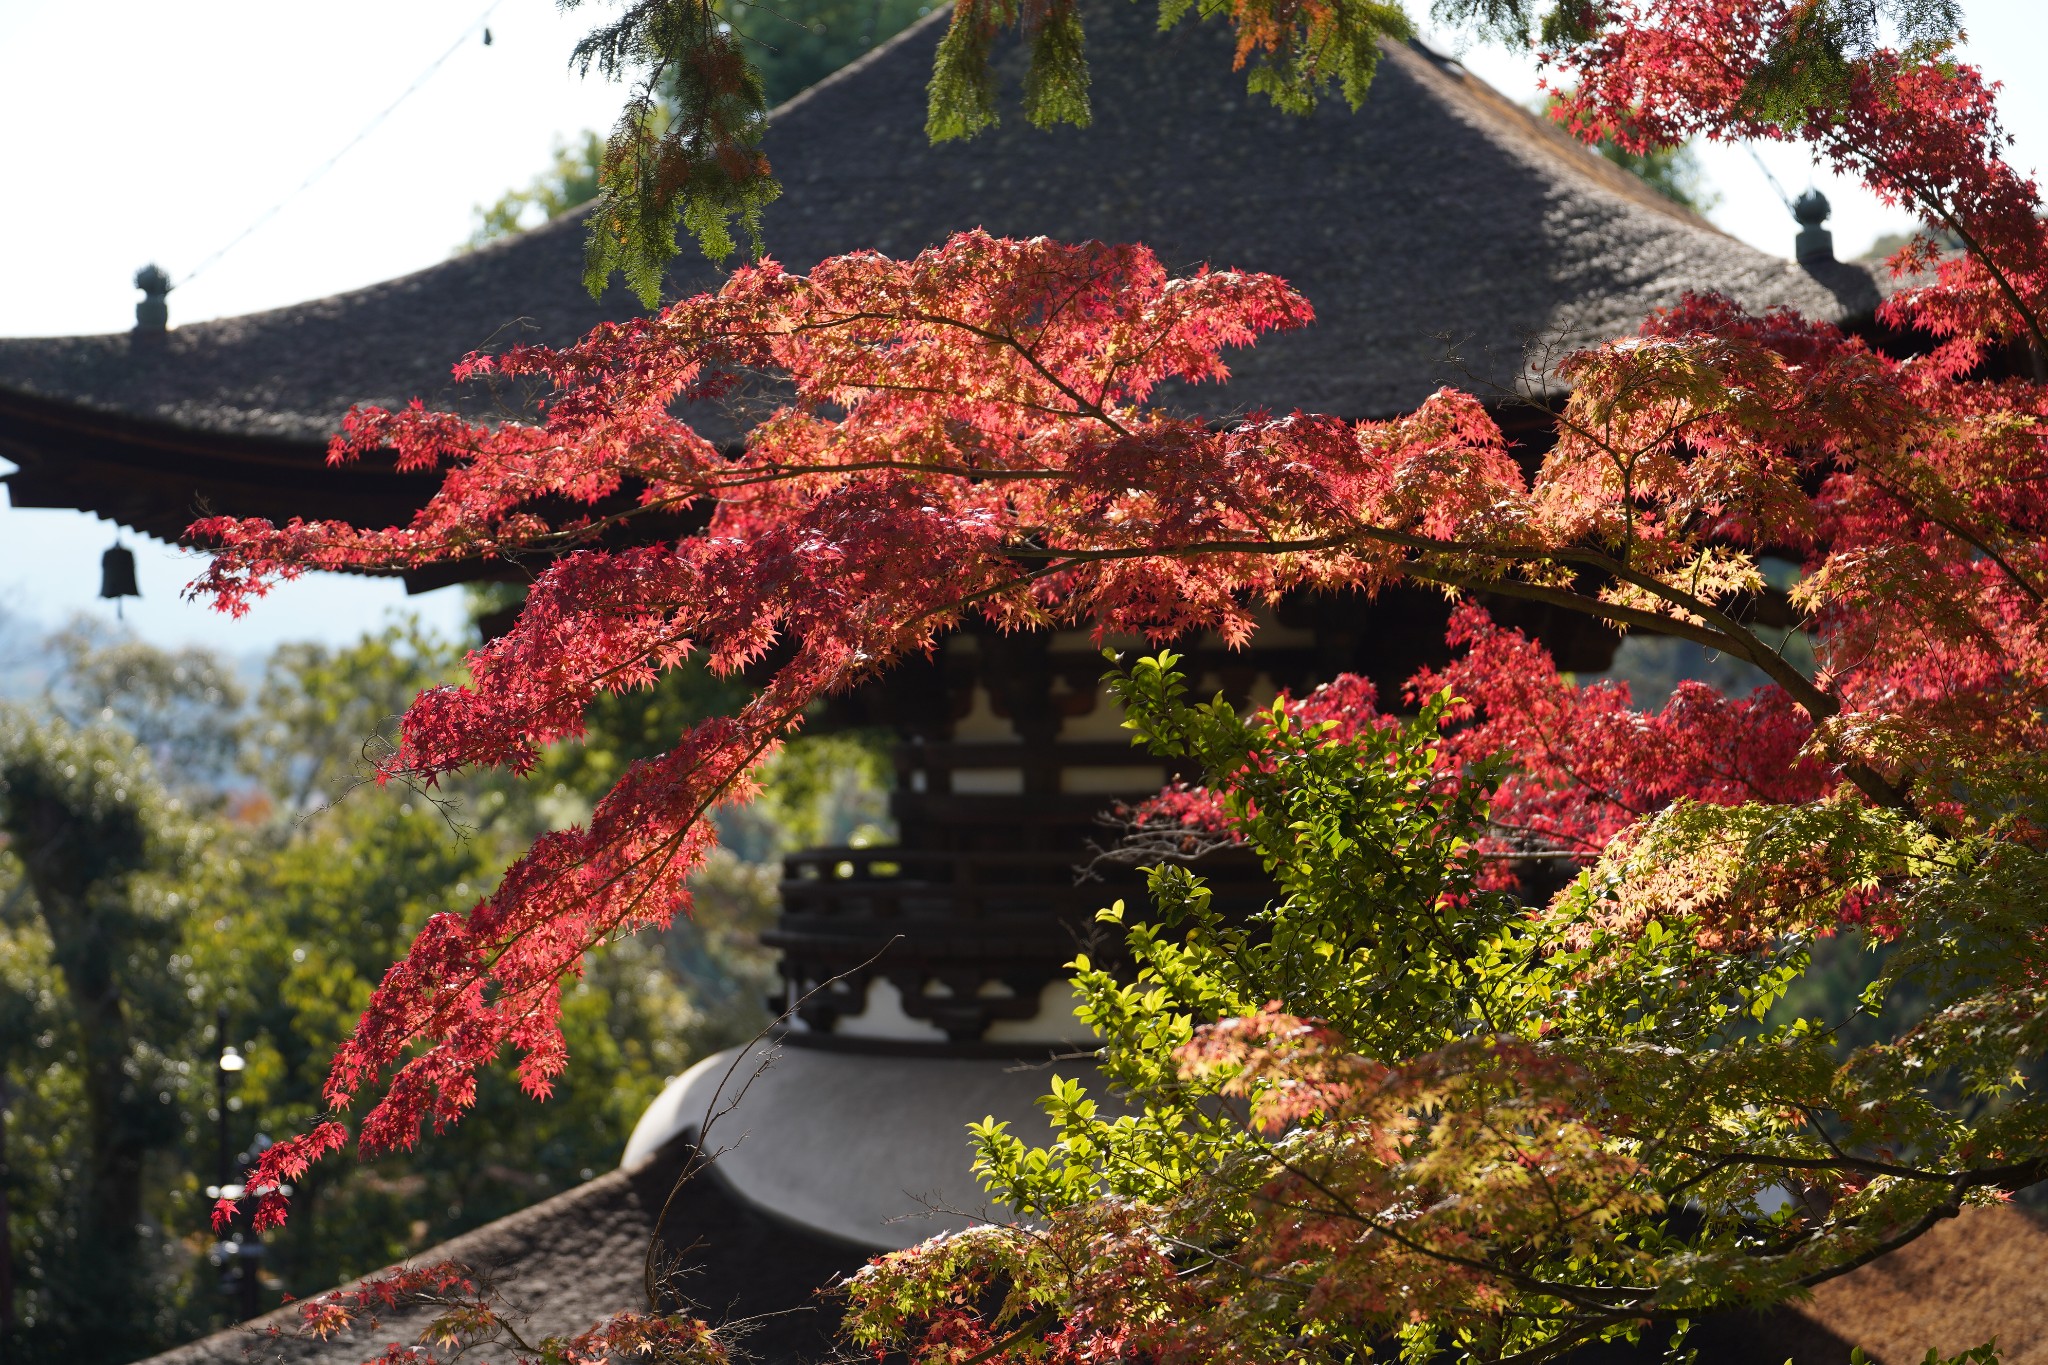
<box><xmin>188</xmin><ymin>0</ymin><xmax>2048</xmax><ymax>1358</ymax></box>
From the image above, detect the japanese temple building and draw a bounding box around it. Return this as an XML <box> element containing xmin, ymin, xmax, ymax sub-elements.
<box><xmin>8</xmin><ymin>5</ymin><xmax>2038</xmax><ymax>1363</ymax></box>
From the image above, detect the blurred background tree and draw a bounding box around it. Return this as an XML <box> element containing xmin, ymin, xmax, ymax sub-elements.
<box><xmin>1589</xmin><ymin>131</ymin><xmax>1717</xmax><ymax>214</ymax></box>
<box><xmin>465</xmin><ymin>131</ymin><xmax>607</xmax><ymax>250</ymax></box>
<box><xmin>0</xmin><ymin>709</ymin><xmax>207</xmax><ymax>1361</ymax></box>
<box><xmin>0</xmin><ymin>601</ymin><xmax>889</xmax><ymax>1363</ymax></box>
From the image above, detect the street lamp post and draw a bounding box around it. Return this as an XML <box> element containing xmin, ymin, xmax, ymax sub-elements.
<box><xmin>214</xmin><ymin>1009</ymin><xmax>241</xmax><ymax>1190</ymax></box>
<box><xmin>209</xmin><ymin>1010</ymin><xmax>253</xmax><ymax>1323</ymax></box>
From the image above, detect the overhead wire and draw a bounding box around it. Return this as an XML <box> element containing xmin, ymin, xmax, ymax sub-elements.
<box><xmin>176</xmin><ymin>0</ymin><xmax>508</xmax><ymax>290</ymax></box>
<box><xmin>1747</xmin><ymin>146</ymin><xmax>1803</xmax><ymax>219</ymax></box>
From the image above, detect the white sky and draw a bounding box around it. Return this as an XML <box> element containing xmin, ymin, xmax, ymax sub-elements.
<box><xmin>1</xmin><ymin>0</ymin><xmax>2044</xmax><ymax>656</ymax></box>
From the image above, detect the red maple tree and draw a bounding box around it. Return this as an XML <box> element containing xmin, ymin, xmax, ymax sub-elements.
<box><xmin>188</xmin><ymin>0</ymin><xmax>2048</xmax><ymax>1358</ymax></box>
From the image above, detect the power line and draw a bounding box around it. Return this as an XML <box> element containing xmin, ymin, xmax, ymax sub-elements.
<box><xmin>1746</xmin><ymin>146</ymin><xmax>1801</xmax><ymax>219</ymax></box>
<box><xmin>176</xmin><ymin>0</ymin><xmax>507</xmax><ymax>289</ymax></box>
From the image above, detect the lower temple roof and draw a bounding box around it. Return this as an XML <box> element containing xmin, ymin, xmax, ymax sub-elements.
<box><xmin>142</xmin><ymin>1133</ymin><xmax>870</xmax><ymax>1365</ymax></box>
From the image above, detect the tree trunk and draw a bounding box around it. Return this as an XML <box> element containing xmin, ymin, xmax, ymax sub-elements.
<box><xmin>6</xmin><ymin>806</ymin><xmax>152</xmax><ymax>1301</ymax></box>
<box><xmin>1</xmin><ymin>1071</ymin><xmax>14</xmax><ymax>1363</ymax></box>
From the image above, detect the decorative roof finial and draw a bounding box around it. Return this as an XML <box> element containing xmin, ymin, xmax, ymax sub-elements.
<box><xmin>134</xmin><ymin>264</ymin><xmax>171</xmax><ymax>333</ymax></box>
<box><xmin>1792</xmin><ymin>189</ymin><xmax>1834</xmax><ymax>265</ymax></box>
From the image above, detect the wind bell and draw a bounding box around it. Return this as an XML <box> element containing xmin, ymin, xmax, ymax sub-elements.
<box><xmin>99</xmin><ymin>542</ymin><xmax>140</xmax><ymax>619</ymax></box>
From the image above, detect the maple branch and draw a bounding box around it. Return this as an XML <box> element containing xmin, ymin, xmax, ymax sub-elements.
<box><xmin>1783</xmin><ymin>1190</ymin><xmax>1969</xmax><ymax>1294</ymax></box>
<box><xmin>1679</xmin><ymin>1149</ymin><xmax>2048</xmax><ymax>1198</ymax></box>
<box><xmin>1249</xmin><ymin>1148</ymin><xmax>1659</xmax><ymax>1316</ymax></box>
<box><xmin>1488</xmin><ymin>1318</ymin><xmax>1624</xmax><ymax>1365</ymax></box>
<box><xmin>1400</xmin><ymin>565</ymin><xmax>1909</xmax><ymax>812</ymax></box>
<box><xmin>1006</xmin><ymin>525</ymin><xmax>1816</xmax><ymax>698</ymax></box>
<box><xmin>718</xmin><ymin>456</ymin><xmax>1067</xmax><ymax>486</ymax></box>
<box><xmin>1568</xmin><ymin>558</ymin><xmax>1822</xmax><ymax>699</ymax></box>
<box><xmin>810</xmin><ymin>377</ymin><xmax>1123</xmax><ymax>425</ymax></box>
<box><xmin>1855</xmin><ymin>463</ymin><xmax>2048</xmax><ymax>608</ymax></box>
<box><xmin>1669</xmin><ymin>1145</ymin><xmax>1955</xmax><ymax>1184</ymax></box>
<box><xmin>332</xmin><ymin>694</ymin><xmax>813</xmax><ymax>1141</ymax></box>
<box><xmin>1908</xmin><ymin>187</ymin><xmax>2048</xmax><ymax>364</ymax></box>
<box><xmin>941</xmin><ymin>1307</ymin><xmax>1060</xmax><ymax>1365</ymax></box>
<box><xmin>1655</xmin><ymin>1154</ymin><xmax>1740</xmax><ymax>1203</ymax></box>
<box><xmin>987</xmin><ymin>514</ymin><xmax>1920</xmax><ymax>811</ymax></box>
<box><xmin>1391</xmin><ymin>564</ymin><xmax>1777</xmax><ymax>689</ymax></box>
<box><xmin>807</xmin><ymin>305</ymin><xmax>1136</xmax><ymax>435</ymax></box>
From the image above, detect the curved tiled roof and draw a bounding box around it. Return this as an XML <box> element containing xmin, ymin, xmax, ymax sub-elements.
<box><xmin>0</xmin><ymin>4</ymin><xmax>1877</xmax><ymax>541</ymax></box>
<box><xmin>141</xmin><ymin>1136</ymin><xmax>872</xmax><ymax>1365</ymax></box>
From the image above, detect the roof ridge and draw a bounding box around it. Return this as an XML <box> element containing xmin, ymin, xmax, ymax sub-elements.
<box><xmin>1389</xmin><ymin>36</ymin><xmax>1737</xmax><ymax>242</ymax></box>
<box><xmin>769</xmin><ymin>3</ymin><xmax>957</xmax><ymax>124</ymax></box>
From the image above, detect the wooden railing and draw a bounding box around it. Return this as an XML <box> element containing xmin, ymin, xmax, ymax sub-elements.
<box><xmin>779</xmin><ymin>845</ymin><xmax>1115</xmax><ymax>926</ymax></box>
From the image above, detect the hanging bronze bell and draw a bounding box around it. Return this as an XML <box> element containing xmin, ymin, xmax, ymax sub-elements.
<box><xmin>99</xmin><ymin>543</ymin><xmax>140</xmax><ymax>601</ymax></box>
